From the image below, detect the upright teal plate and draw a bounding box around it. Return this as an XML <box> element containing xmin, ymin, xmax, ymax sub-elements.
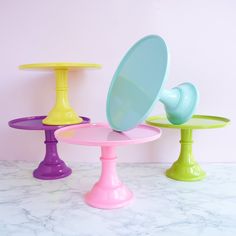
<box><xmin>106</xmin><ymin>35</ymin><xmax>169</xmax><ymax>131</ymax></box>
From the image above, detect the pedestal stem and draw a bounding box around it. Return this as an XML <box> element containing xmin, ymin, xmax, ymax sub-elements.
<box><xmin>85</xmin><ymin>145</ymin><xmax>133</xmax><ymax>209</ymax></box>
<box><xmin>55</xmin><ymin>70</ymin><xmax>71</xmax><ymax>109</ymax></box>
<box><xmin>33</xmin><ymin>130</ymin><xmax>72</xmax><ymax>180</ymax></box>
<box><xmin>178</xmin><ymin>129</ymin><xmax>195</xmax><ymax>165</ymax></box>
<box><xmin>44</xmin><ymin>130</ymin><xmax>61</xmax><ymax>164</ymax></box>
<box><xmin>160</xmin><ymin>89</ymin><xmax>180</xmax><ymax>109</ymax></box>
<box><xmin>159</xmin><ymin>83</ymin><xmax>198</xmax><ymax>125</ymax></box>
<box><xmin>99</xmin><ymin>146</ymin><xmax>121</xmax><ymax>188</ymax></box>
<box><xmin>166</xmin><ymin>128</ymin><xmax>206</xmax><ymax>181</ymax></box>
<box><xmin>42</xmin><ymin>69</ymin><xmax>82</xmax><ymax>125</ymax></box>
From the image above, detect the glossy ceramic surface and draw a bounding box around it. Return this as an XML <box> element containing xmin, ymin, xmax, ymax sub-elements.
<box><xmin>9</xmin><ymin>116</ymin><xmax>90</xmax><ymax>180</ymax></box>
<box><xmin>19</xmin><ymin>62</ymin><xmax>100</xmax><ymax>125</ymax></box>
<box><xmin>146</xmin><ymin>115</ymin><xmax>230</xmax><ymax>181</ymax></box>
<box><xmin>146</xmin><ymin>115</ymin><xmax>230</xmax><ymax>129</ymax></box>
<box><xmin>9</xmin><ymin>116</ymin><xmax>88</xmax><ymax>130</ymax></box>
<box><xmin>160</xmin><ymin>83</ymin><xmax>199</xmax><ymax>125</ymax></box>
<box><xmin>55</xmin><ymin>123</ymin><xmax>162</xmax><ymax>146</ymax></box>
<box><xmin>55</xmin><ymin>123</ymin><xmax>161</xmax><ymax>209</ymax></box>
<box><xmin>106</xmin><ymin>35</ymin><xmax>169</xmax><ymax>131</ymax></box>
<box><xmin>19</xmin><ymin>62</ymin><xmax>101</xmax><ymax>70</ymax></box>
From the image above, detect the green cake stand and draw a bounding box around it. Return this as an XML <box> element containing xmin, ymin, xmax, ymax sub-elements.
<box><xmin>146</xmin><ymin>115</ymin><xmax>230</xmax><ymax>181</ymax></box>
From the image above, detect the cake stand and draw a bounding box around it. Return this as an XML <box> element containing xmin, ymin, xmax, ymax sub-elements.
<box><xmin>19</xmin><ymin>63</ymin><xmax>101</xmax><ymax>125</ymax></box>
<box><xmin>146</xmin><ymin>115</ymin><xmax>230</xmax><ymax>181</ymax></box>
<box><xmin>55</xmin><ymin>123</ymin><xmax>162</xmax><ymax>209</ymax></box>
<box><xmin>9</xmin><ymin>116</ymin><xmax>90</xmax><ymax>180</ymax></box>
<box><xmin>106</xmin><ymin>35</ymin><xmax>199</xmax><ymax>131</ymax></box>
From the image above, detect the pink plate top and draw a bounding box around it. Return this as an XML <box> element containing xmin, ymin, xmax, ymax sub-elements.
<box><xmin>55</xmin><ymin>123</ymin><xmax>162</xmax><ymax>147</ymax></box>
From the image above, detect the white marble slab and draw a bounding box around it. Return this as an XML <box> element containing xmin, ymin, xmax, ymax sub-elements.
<box><xmin>0</xmin><ymin>161</ymin><xmax>236</xmax><ymax>236</ymax></box>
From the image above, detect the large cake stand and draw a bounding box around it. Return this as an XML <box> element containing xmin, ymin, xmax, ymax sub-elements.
<box><xmin>9</xmin><ymin>116</ymin><xmax>90</xmax><ymax>180</ymax></box>
<box><xmin>146</xmin><ymin>115</ymin><xmax>230</xmax><ymax>181</ymax></box>
<box><xmin>19</xmin><ymin>63</ymin><xmax>101</xmax><ymax>125</ymax></box>
<box><xmin>106</xmin><ymin>35</ymin><xmax>198</xmax><ymax>132</ymax></box>
<box><xmin>55</xmin><ymin>123</ymin><xmax>162</xmax><ymax>209</ymax></box>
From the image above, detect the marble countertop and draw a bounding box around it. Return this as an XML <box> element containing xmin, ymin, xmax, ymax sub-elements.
<box><xmin>0</xmin><ymin>161</ymin><xmax>236</xmax><ymax>236</ymax></box>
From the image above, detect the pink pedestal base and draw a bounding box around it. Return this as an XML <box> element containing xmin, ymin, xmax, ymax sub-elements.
<box><xmin>85</xmin><ymin>147</ymin><xmax>133</xmax><ymax>209</ymax></box>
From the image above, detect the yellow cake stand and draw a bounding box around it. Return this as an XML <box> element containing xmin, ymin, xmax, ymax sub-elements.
<box><xmin>20</xmin><ymin>63</ymin><xmax>101</xmax><ymax>125</ymax></box>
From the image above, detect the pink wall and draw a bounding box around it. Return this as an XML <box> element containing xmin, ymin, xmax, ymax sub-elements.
<box><xmin>1</xmin><ymin>0</ymin><xmax>235</xmax><ymax>162</ymax></box>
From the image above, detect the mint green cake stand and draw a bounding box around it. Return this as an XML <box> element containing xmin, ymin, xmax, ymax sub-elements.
<box><xmin>146</xmin><ymin>115</ymin><xmax>230</xmax><ymax>181</ymax></box>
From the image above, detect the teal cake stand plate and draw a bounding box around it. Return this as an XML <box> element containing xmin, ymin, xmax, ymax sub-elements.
<box><xmin>146</xmin><ymin>115</ymin><xmax>230</xmax><ymax>181</ymax></box>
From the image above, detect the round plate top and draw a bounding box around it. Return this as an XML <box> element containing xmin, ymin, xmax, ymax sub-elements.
<box><xmin>106</xmin><ymin>35</ymin><xmax>169</xmax><ymax>131</ymax></box>
<box><xmin>55</xmin><ymin>123</ymin><xmax>162</xmax><ymax>147</ymax></box>
<box><xmin>146</xmin><ymin>115</ymin><xmax>230</xmax><ymax>129</ymax></box>
<box><xmin>9</xmin><ymin>116</ymin><xmax>90</xmax><ymax>131</ymax></box>
<box><xmin>19</xmin><ymin>62</ymin><xmax>101</xmax><ymax>71</ymax></box>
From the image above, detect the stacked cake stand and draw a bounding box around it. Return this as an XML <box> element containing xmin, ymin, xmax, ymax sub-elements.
<box><xmin>9</xmin><ymin>63</ymin><xmax>100</xmax><ymax>180</ymax></box>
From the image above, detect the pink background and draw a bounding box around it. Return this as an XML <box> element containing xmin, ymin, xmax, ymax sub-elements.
<box><xmin>1</xmin><ymin>0</ymin><xmax>235</xmax><ymax>162</ymax></box>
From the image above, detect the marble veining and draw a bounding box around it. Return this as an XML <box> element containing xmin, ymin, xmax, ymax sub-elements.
<box><xmin>0</xmin><ymin>161</ymin><xmax>236</xmax><ymax>236</ymax></box>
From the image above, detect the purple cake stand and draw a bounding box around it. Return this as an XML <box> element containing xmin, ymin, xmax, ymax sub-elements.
<box><xmin>9</xmin><ymin>116</ymin><xmax>90</xmax><ymax>180</ymax></box>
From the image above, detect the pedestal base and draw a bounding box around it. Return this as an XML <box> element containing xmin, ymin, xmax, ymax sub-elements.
<box><xmin>166</xmin><ymin>161</ymin><xmax>206</xmax><ymax>181</ymax></box>
<box><xmin>42</xmin><ymin>108</ymin><xmax>83</xmax><ymax>125</ymax></box>
<box><xmin>33</xmin><ymin>160</ymin><xmax>72</xmax><ymax>180</ymax></box>
<box><xmin>85</xmin><ymin>183</ymin><xmax>133</xmax><ymax>209</ymax></box>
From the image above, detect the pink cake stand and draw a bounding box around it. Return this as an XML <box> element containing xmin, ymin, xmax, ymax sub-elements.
<box><xmin>55</xmin><ymin>123</ymin><xmax>162</xmax><ymax>209</ymax></box>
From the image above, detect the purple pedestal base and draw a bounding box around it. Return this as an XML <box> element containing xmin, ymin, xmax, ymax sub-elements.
<box><xmin>33</xmin><ymin>161</ymin><xmax>72</xmax><ymax>180</ymax></box>
<box><xmin>33</xmin><ymin>130</ymin><xmax>72</xmax><ymax>180</ymax></box>
<box><xmin>9</xmin><ymin>116</ymin><xmax>90</xmax><ymax>180</ymax></box>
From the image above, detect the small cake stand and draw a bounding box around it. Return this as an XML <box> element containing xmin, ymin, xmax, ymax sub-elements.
<box><xmin>9</xmin><ymin>116</ymin><xmax>90</xmax><ymax>180</ymax></box>
<box><xmin>55</xmin><ymin>123</ymin><xmax>161</xmax><ymax>209</ymax></box>
<box><xmin>146</xmin><ymin>115</ymin><xmax>230</xmax><ymax>181</ymax></box>
<box><xmin>19</xmin><ymin>63</ymin><xmax>101</xmax><ymax>125</ymax></box>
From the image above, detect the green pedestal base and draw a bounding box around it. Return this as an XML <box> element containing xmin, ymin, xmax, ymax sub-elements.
<box><xmin>166</xmin><ymin>128</ymin><xmax>206</xmax><ymax>181</ymax></box>
<box><xmin>166</xmin><ymin>161</ymin><xmax>206</xmax><ymax>181</ymax></box>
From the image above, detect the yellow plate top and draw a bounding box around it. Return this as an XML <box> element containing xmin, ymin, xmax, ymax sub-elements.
<box><xmin>19</xmin><ymin>62</ymin><xmax>101</xmax><ymax>71</ymax></box>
